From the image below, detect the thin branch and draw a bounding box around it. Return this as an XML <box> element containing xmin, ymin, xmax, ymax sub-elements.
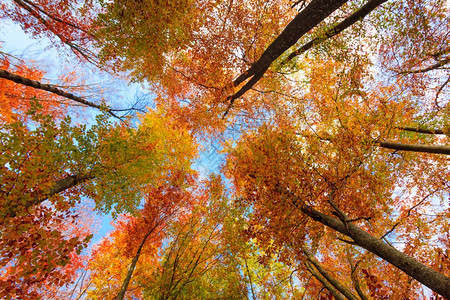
<box><xmin>380</xmin><ymin>190</ymin><xmax>438</xmax><ymax>240</ymax></box>
<box><xmin>434</xmin><ymin>75</ymin><xmax>450</xmax><ymax>108</ymax></box>
<box><xmin>405</xmin><ymin>57</ymin><xmax>450</xmax><ymax>74</ymax></box>
<box><xmin>12</xmin><ymin>0</ymin><xmax>99</xmax><ymax>65</ymax></box>
<box><xmin>75</xmin><ymin>281</ymin><xmax>92</xmax><ymax>300</ymax></box>
<box><xmin>16</xmin><ymin>0</ymin><xmax>93</xmax><ymax>36</ymax></box>
<box><xmin>244</xmin><ymin>257</ymin><xmax>256</xmax><ymax>300</ymax></box>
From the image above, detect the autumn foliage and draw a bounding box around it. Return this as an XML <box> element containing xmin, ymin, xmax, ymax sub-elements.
<box><xmin>0</xmin><ymin>0</ymin><xmax>97</xmax><ymax>62</ymax></box>
<box><xmin>0</xmin><ymin>55</ymin><xmax>68</xmax><ymax>123</ymax></box>
<box><xmin>0</xmin><ymin>0</ymin><xmax>449</xmax><ymax>299</ymax></box>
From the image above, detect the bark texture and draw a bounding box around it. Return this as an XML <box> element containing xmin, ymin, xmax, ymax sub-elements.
<box><xmin>305</xmin><ymin>260</ymin><xmax>345</xmax><ymax>300</ymax></box>
<box><xmin>300</xmin><ymin>205</ymin><xmax>450</xmax><ymax>299</ymax></box>
<box><xmin>287</xmin><ymin>0</ymin><xmax>388</xmax><ymax>61</ymax></box>
<box><xmin>233</xmin><ymin>0</ymin><xmax>348</xmax><ymax>86</ymax></box>
<box><xmin>225</xmin><ymin>0</ymin><xmax>348</xmax><ymax>115</ymax></box>
<box><xmin>226</xmin><ymin>0</ymin><xmax>389</xmax><ymax>115</ymax></box>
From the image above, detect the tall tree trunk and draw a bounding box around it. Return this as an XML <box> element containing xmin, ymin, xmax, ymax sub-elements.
<box><xmin>287</xmin><ymin>0</ymin><xmax>388</xmax><ymax>61</ymax></box>
<box><xmin>305</xmin><ymin>260</ymin><xmax>345</xmax><ymax>300</ymax></box>
<box><xmin>115</xmin><ymin>225</ymin><xmax>158</xmax><ymax>300</ymax></box>
<box><xmin>302</xmin><ymin>246</ymin><xmax>359</xmax><ymax>300</ymax></box>
<box><xmin>226</xmin><ymin>0</ymin><xmax>350</xmax><ymax>114</ymax></box>
<box><xmin>233</xmin><ymin>0</ymin><xmax>348</xmax><ymax>87</ymax></box>
<box><xmin>300</xmin><ymin>204</ymin><xmax>450</xmax><ymax>299</ymax></box>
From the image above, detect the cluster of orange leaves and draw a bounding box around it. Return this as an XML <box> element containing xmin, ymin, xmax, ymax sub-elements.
<box><xmin>0</xmin><ymin>57</ymin><xmax>67</xmax><ymax>123</ymax></box>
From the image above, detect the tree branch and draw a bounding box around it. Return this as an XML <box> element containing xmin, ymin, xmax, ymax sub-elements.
<box><xmin>12</xmin><ymin>0</ymin><xmax>99</xmax><ymax>65</ymax></box>
<box><xmin>0</xmin><ymin>69</ymin><xmax>120</xmax><ymax>119</ymax></box>
<box><xmin>379</xmin><ymin>142</ymin><xmax>450</xmax><ymax>155</ymax></box>
<box><xmin>14</xmin><ymin>0</ymin><xmax>93</xmax><ymax>36</ymax></box>
<box><xmin>225</xmin><ymin>0</ymin><xmax>348</xmax><ymax>114</ymax></box>
<box><xmin>347</xmin><ymin>252</ymin><xmax>369</xmax><ymax>300</ymax></box>
<box><xmin>233</xmin><ymin>0</ymin><xmax>348</xmax><ymax>87</ymax></box>
<box><xmin>396</xmin><ymin>127</ymin><xmax>445</xmax><ymax>135</ymax></box>
<box><xmin>225</xmin><ymin>0</ymin><xmax>388</xmax><ymax>115</ymax></box>
<box><xmin>223</xmin><ymin>65</ymin><xmax>268</xmax><ymax>117</ymax></box>
<box><xmin>6</xmin><ymin>174</ymin><xmax>92</xmax><ymax>218</ymax></box>
<box><xmin>404</xmin><ymin>57</ymin><xmax>450</xmax><ymax>74</ymax></box>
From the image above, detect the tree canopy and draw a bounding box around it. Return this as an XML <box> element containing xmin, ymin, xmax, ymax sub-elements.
<box><xmin>0</xmin><ymin>0</ymin><xmax>449</xmax><ymax>299</ymax></box>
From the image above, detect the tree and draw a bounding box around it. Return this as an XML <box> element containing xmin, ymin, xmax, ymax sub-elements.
<box><xmin>0</xmin><ymin>0</ymin><xmax>98</xmax><ymax>63</ymax></box>
<box><xmin>84</xmin><ymin>176</ymin><xmax>244</xmax><ymax>299</ymax></box>
<box><xmin>129</xmin><ymin>0</ymin><xmax>447</xmax><ymax>296</ymax></box>
<box><xmin>0</xmin><ymin>102</ymin><xmax>197</xmax><ymax>298</ymax></box>
<box><xmin>223</xmin><ymin>51</ymin><xmax>448</xmax><ymax>297</ymax></box>
<box><xmin>0</xmin><ymin>53</ymin><xmax>69</xmax><ymax>123</ymax></box>
<box><xmin>1</xmin><ymin>0</ymin><xmax>449</xmax><ymax>298</ymax></box>
<box><xmin>83</xmin><ymin>175</ymin><xmax>306</xmax><ymax>300</ymax></box>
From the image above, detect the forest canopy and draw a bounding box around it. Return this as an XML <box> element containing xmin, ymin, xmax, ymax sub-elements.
<box><xmin>0</xmin><ymin>0</ymin><xmax>449</xmax><ymax>299</ymax></box>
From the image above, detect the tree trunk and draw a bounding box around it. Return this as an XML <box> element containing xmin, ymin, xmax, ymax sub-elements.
<box><xmin>305</xmin><ymin>260</ymin><xmax>345</xmax><ymax>300</ymax></box>
<box><xmin>303</xmin><ymin>246</ymin><xmax>359</xmax><ymax>300</ymax></box>
<box><xmin>233</xmin><ymin>0</ymin><xmax>348</xmax><ymax>87</ymax></box>
<box><xmin>115</xmin><ymin>225</ymin><xmax>158</xmax><ymax>300</ymax></box>
<box><xmin>300</xmin><ymin>205</ymin><xmax>450</xmax><ymax>299</ymax></box>
<box><xmin>287</xmin><ymin>0</ymin><xmax>388</xmax><ymax>61</ymax></box>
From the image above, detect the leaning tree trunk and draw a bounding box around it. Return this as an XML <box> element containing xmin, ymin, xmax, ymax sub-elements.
<box><xmin>300</xmin><ymin>205</ymin><xmax>450</xmax><ymax>299</ymax></box>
